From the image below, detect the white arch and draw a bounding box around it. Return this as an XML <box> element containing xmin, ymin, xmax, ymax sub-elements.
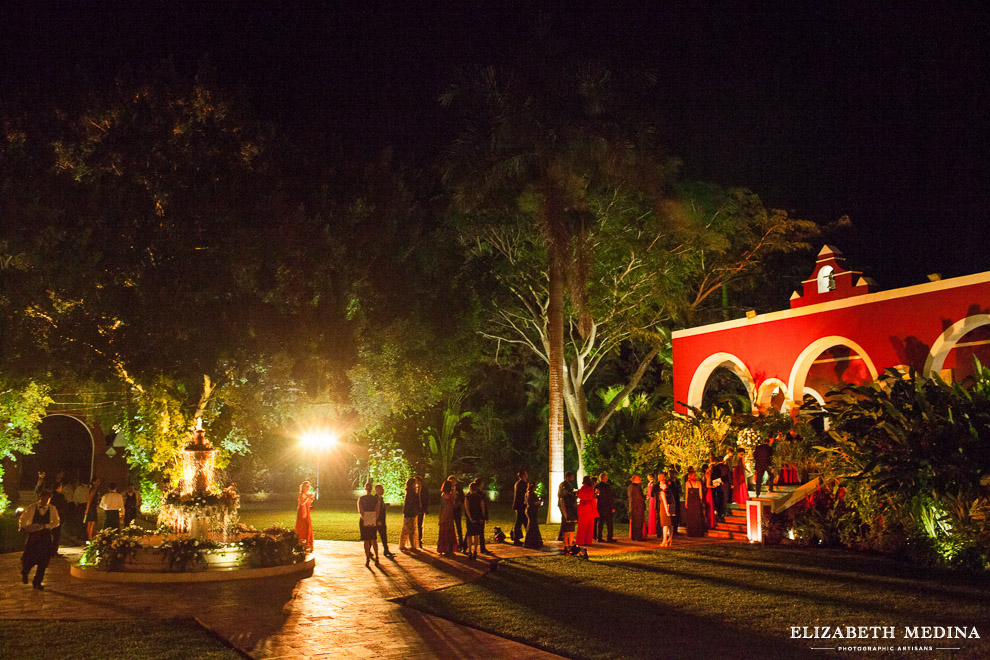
<box><xmin>686</xmin><ymin>352</ymin><xmax>756</xmax><ymax>411</ymax></box>
<box><xmin>755</xmin><ymin>378</ymin><xmax>789</xmax><ymax>413</ymax></box>
<box><xmin>924</xmin><ymin>314</ymin><xmax>990</xmax><ymax>379</ymax></box>
<box><xmin>42</xmin><ymin>413</ymin><xmax>96</xmax><ymax>482</ymax></box>
<box><xmin>788</xmin><ymin>336</ymin><xmax>878</xmax><ymax>405</ymax></box>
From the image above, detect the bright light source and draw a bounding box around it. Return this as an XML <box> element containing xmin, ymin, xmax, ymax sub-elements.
<box><xmin>300</xmin><ymin>429</ymin><xmax>338</xmax><ymax>450</ymax></box>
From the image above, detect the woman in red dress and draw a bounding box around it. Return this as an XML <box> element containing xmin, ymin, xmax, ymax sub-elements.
<box><xmin>295</xmin><ymin>481</ymin><xmax>315</xmax><ymax>552</ymax></box>
<box><xmin>645</xmin><ymin>474</ymin><xmax>657</xmax><ymax>538</ymax></box>
<box><xmin>704</xmin><ymin>463</ymin><xmax>716</xmax><ymax>529</ymax></box>
<box><xmin>732</xmin><ymin>451</ymin><xmax>749</xmax><ymax>508</ymax></box>
<box><xmin>575</xmin><ymin>476</ymin><xmax>597</xmax><ymax>546</ymax></box>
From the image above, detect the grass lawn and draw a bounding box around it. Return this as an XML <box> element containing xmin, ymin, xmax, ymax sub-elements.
<box><xmin>237</xmin><ymin>499</ymin><xmax>548</xmax><ymax>546</ymax></box>
<box><xmin>404</xmin><ymin>543</ymin><xmax>990</xmax><ymax>660</ymax></box>
<box><xmin>0</xmin><ymin>618</ymin><xmax>245</xmax><ymax>660</ymax></box>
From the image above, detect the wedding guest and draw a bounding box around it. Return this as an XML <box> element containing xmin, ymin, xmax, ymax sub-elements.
<box><xmin>415</xmin><ymin>476</ymin><xmax>429</xmax><ymax>548</ymax></box>
<box><xmin>49</xmin><ymin>483</ymin><xmax>68</xmax><ymax>557</ymax></box>
<box><xmin>557</xmin><ymin>472</ymin><xmax>578</xmax><ymax>552</ymax></box>
<box><xmin>595</xmin><ymin>472</ymin><xmax>616</xmax><ymax>542</ymax></box>
<box><xmin>295</xmin><ymin>481</ymin><xmax>315</xmax><ymax>552</ymax></box>
<box><xmin>657</xmin><ymin>473</ymin><xmax>673</xmax><ymax>547</ymax></box>
<box><xmin>471</xmin><ymin>478</ymin><xmax>491</xmax><ymax>554</ymax></box>
<box><xmin>645</xmin><ymin>473</ymin><xmax>657</xmax><ymax>538</ymax></box>
<box><xmin>99</xmin><ymin>482</ymin><xmax>124</xmax><ymax>530</ymax></box>
<box><xmin>576</xmin><ymin>476</ymin><xmax>597</xmax><ymax>546</ymax></box>
<box><xmin>753</xmin><ymin>435</ymin><xmax>776</xmax><ymax>496</ymax></box>
<box><xmin>123</xmin><ymin>484</ymin><xmax>140</xmax><ymax>527</ymax></box>
<box><xmin>707</xmin><ymin>457</ymin><xmax>726</xmax><ymax>524</ymax></box>
<box><xmin>19</xmin><ymin>490</ymin><xmax>59</xmax><ymax>590</ymax></box>
<box><xmin>684</xmin><ymin>467</ymin><xmax>705</xmax><ymax>537</ymax></box>
<box><xmin>628</xmin><ymin>475</ymin><xmax>645</xmax><ymax>541</ymax></box>
<box><xmin>437</xmin><ymin>480</ymin><xmax>457</xmax><ymax>556</ymax></box>
<box><xmin>84</xmin><ymin>478</ymin><xmax>102</xmax><ymax>540</ymax></box>
<box><xmin>463</xmin><ymin>481</ymin><xmax>486</xmax><ymax>559</ymax></box>
<box><xmin>71</xmin><ymin>480</ymin><xmax>89</xmax><ymax>529</ymax></box>
<box><xmin>524</xmin><ymin>482</ymin><xmax>543</xmax><ymax>549</ymax></box>
<box><xmin>732</xmin><ymin>450</ymin><xmax>750</xmax><ymax>506</ymax></box>
<box><xmin>357</xmin><ymin>481</ymin><xmax>381</xmax><ymax>567</ymax></box>
<box><xmin>667</xmin><ymin>469</ymin><xmax>681</xmax><ymax>536</ymax></box>
<box><xmin>375</xmin><ymin>484</ymin><xmax>395</xmax><ymax>559</ymax></box>
<box><xmin>451</xmin><ymin>477</ymin><xmax>466</xmax><ymax>553</ymax></box>
<box><xmin>512</xmin><ymin>470</ymin><xmax>529</xmax><ymax>545</ymax></box>
<box><xmin>399</xmin><ymin>477</ymin><xmax>420</xmax><ymax>552</ymax></box>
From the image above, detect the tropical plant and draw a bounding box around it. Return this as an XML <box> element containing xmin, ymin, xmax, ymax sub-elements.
<box><xmin>422</xmin><ymin>391</ymin><xmax>471</xmax><ymax>480</ymax></box>
<box><xmin>0</xmin><ymin>379</ymin><xmax>52</xmax><ymax>511</ymax></box>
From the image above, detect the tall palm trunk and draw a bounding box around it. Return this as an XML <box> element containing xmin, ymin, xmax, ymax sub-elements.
<box><xmin>547</xmin><ymin>245</ymin><xmax>566</xmax><ymax>523</ymax></box>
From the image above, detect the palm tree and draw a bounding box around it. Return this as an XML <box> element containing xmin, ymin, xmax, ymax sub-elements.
<box><xmin>442</xmin><ymin>63</ymin><xmax>672</xmax><ymax>520</ymax></box>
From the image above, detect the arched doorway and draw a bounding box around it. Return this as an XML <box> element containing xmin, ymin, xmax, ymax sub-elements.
<box><xmin>18</xmin><ymin>415</ymin><xmax>95</xmax><ymax>488</ymax></box>
<box><xmin>755</xmin><ymin>378</ymin><xmax>789</xmax><ymax>413</ymax></box>
<box><xmin>925</xmin><ymin>314</ymin><xmax>990</xmax><ymax>384</ymax></box>
<box><xmin>687</xmin><ymin>352</ymin><xmax>755</xmax><ymax>413</ymax></box>
<box><xmin>788</xmin><ymin>336</ymin><xmax>878</xmax><ymax>406</ymax></box>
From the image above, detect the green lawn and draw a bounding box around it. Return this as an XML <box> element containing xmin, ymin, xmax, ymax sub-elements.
<box><xmin>405</xmin><ymin>543</ymin><xmax>990</xmax><ymax>660</ymax></box>
<box><xmin>0</xmin><ymin>618</ymin><xmax>244</xmax><ymax>660</ymax></box>
<box><xmin>236</xmin><ymin>499</ymin><xmax>550</xmax><ymax>546</ymax></box>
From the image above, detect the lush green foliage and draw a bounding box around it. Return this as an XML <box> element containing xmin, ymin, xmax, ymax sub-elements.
<box><xmin>795</xmin><ymin>366</ymin><xmax>990</xmax><ymax>569</ymax></box>
<box><xmin>0</xmin><ymin>380</ymin><xmax>52</xmax><ymax>511</ymax></box>
<box><xmin>81</xmin><ymin>525</ymin><xmax>146</xmax><ymax>570</ymax></box>
<box><xmin>359</xmin><ymin>435</ymin><xmax>411</xmax><ymax>503</ymax></box>
<box><xmin>636</xmin><ymin>408</ymin><xmax>732</xmax><ymax>474</ymax></box>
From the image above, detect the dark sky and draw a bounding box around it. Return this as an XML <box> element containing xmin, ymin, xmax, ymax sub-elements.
<box><xmin>3</xmin><ymin>3</ymin><xmax>989</xmax><ymax>290</ymax></box>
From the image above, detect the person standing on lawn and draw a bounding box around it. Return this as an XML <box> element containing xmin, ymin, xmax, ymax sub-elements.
<box><xmin>557</xmin><ymin>471</ymin><xmax>578</xmax><ymax>551</ymax></box>
<box><xmin>628</xmin><ymin>475</ymin><xmax>645</xmax><ymax>541</ymax></box>
<box><xmin>19</xmin><ymin>490</ymin><xmax>60</xmax><ymax>590</ymax></box>
<box><xmin>524</xmin><ymin>481</ymin><xmax>543</xmax><ymax>549</ymax></box>
<box><xmin>399</xmin><ymin>477</ymin><xmax>420</xmax><ymax>552</ymax></box>
<box><xmin>657</xmin><ymin>473</ymin><xmax>674</xmax><ymax>547</ymax></box>
<box><xmin>295</xmin><ymin>481</ymin><xmax>315</xmax><ymax>552</ymax></box>
<box><xmin>595</xmin><ymin>472</ymin><xmax>616</xmax><ymax>542</ymax></box>
<box><xmin>437</xmin><ymin>479</ymin><xmax>457</xmax><ymax>556</ymax></box>
<box><xmin>511</xmin><ymin>469</ymin><xmax>529</xmax><ymax>545</ymax></box>
<box><xmin>358</xmin><ymin>481</ymin><xmax>381</xmax><ymax>567</ymax></box>
<box><xmin>451</xmin><ymin>477</ymin><xmax>466</xmax><ymax>553</ymax></box>
<box><xmin>463</xmin><ymin>480</ymin><xmax>486</xmax><ymax>559</ymax></box>
<box><xmin>684</xmin><ymin>467</ymin><xmax>706</xmax><ymax>537</ymax></box>
<box><xmin>575</xmin><ymin>476</ymin><xmax>597</xmax><ymax>546</ymax></box>
<box><xmin>374</xmin><ymin>484</ymin><xmax>395</xmax><ymax>559</ymax></box>
<box><xmin>471</xmin><ymin>478</ymin><xmax>491</xmax><ymax>554</ymax></box>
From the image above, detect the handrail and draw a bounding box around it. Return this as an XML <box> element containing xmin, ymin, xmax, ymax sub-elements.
<box><xmin>770</xmin><ymin>477</ymin><xmax>821</xmax><ymax>514</ymax></box>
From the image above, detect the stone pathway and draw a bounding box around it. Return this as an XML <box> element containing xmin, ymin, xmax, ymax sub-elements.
<box><xmin>0</xmin><ymin>533</ymin><xmax>740</xmax><ymax>659</ymax></box>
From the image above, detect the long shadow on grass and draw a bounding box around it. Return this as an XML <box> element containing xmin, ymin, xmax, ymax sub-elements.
<box><xmin>641</xmin><ymin>547</ymin><xmax>990</xmax><ymax>602</ymax></box>
<box><xmin>599</xmin><ymin>554</ymin><xmax>990</xmax><ymax>624</ymax></box>
<box><xmin>405</xmin><ymin>557</ymin><xmax>817</xmax><ymax>660</ymax></box>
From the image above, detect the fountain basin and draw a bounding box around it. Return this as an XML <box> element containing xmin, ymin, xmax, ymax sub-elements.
<box><xmin>71</xmin><ymin>554</ymin><xmax>315</xmax><ymax>583</ymax></box>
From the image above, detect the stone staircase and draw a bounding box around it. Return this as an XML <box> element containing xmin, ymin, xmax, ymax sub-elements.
<box><xmin>677</xmin><ymin>484</ymin><xmax>802</xmax><ymax>541</ymax></box>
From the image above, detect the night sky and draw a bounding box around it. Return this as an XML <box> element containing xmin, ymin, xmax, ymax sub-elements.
<box><xmin>3</xmin><ymin>3</ymin><xmax>989</xmax><ymax>291</ymax></box>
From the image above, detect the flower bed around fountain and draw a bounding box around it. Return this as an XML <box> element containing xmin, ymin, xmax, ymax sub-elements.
<box><xmin>72</xmin><ymin>427</ymin><xmax>314</xmax><ymax>583</ymax></box>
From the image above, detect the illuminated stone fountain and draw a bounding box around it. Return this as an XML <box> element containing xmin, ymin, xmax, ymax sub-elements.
<box><xmin>72</xmin><ymin>427</ymin><xmax>314</xmax><ymax>583</ymax></box>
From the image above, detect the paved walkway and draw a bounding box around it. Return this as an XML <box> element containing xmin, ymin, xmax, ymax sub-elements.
<box><xmin>0</xmin><ymin>534</ymin><xmax>740</xmax><ymax>659</ymax></box>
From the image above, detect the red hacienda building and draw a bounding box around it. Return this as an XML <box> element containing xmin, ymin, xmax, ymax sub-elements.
<box><xmin>672</xmin><ymin>245</ymin><xmax>990</xmax><ymax>416</ymax></box>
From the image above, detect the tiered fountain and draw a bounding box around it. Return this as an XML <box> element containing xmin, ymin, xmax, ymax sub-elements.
<box><xmin>72</xmin><ymin>428</ymin><xmax>314</xmax><ymax>583</ymax></box>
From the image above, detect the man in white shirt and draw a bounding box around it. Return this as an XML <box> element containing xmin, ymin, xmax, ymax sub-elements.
<box><xmin>72</xmin><ymin>480</ymin><xmax>90</xmax><ymax>526</ymax></box>
<box><xmin>19</xmin><ymin>490</ymin><xmax>61</xmax><ymax>590</ymax></box>
<box><xmin>99</xmin><ymin>482</ymin><xmax>125</xmax><ymax>530</ymax></box>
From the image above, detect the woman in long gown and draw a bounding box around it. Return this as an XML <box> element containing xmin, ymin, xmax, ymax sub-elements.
<box><xmin>524</xmin><ymin>482</ymin><xmax>543</xmax><ymax>549</ymax></box>
<box><xmin>645</xmin><ymin>474</ymin><xmax>657</xmax><ymax>538</ymax></box>
<box><xmin>704</xmin><ymin>463</ymin><xmax>716</xmax><ymax>529</ymax></box>
<box><xmin>436</xmin><ymin>479</ymin><xmax>457</xmax><ymax>556</ymax></box>
<box><xmin>628</xmin><ymin>476</ymin><xmax>645</xmax><ymax>541</ymax></box>
<box><xmin>295</xmin><ymin>481</ymin><xmax>315</xmax><ymax>552</ymax></box>
<box><xmin>684</xmin><ymin>467</ymin><xmax>705</xmax><ymax>537</ymax></box>
<box><xmin>733</xmin><ymin>451</ymin><xmax>749</xmax><ymax>507</ymax></box>
<box><xmin>657</xmin><ymin>473</ymin><xmax>673</xmax><ymax>547</ymax></box>
<box><xmin>575</xmin><ymin>476</ymin><xmax>597</xmax><ymax>546</ymax></box>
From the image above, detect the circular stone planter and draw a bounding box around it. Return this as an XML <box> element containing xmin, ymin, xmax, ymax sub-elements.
<box><xmin>71</xmin><ymin>554</ymin><xmax>315</xmax><ymax>583</ymax></box>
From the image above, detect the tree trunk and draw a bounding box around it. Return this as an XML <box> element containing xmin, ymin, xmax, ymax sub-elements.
<box><xmin>547</xmin><ymin>252</ymin><xmax>566</xmax><ymax>523</ymax></box>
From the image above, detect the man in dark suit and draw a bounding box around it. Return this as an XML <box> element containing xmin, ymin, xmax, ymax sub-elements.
<box><xmin>594</xmin><ymin>472</ymin><xmax>616</xmax><ymax>542</ymax></box>
<box><xmin>708</xmin><ymin>457</ymin><xmax>725</xmax><ymax>523</ymax></box>
<box><xmin>753</xmin><ymin>435</ymin><xmax>776</xmax><ymax>497</ymax></box>
<box><xmin>511</xmin><ymin>470</ymin><xmax>528</xmax><ymax>545</ymax></box>
<box><xmin>667</xmin><ymin>469</ymin><xmax>681</xmax><ymax>535</ymax></box>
